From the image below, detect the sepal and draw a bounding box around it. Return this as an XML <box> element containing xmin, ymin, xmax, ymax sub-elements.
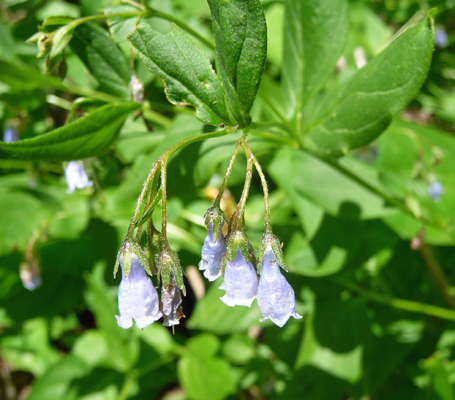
<box><xmin>257</xmin><ymin>232</ymin><xmax>287</xmax><ymax>275</ymax></box>
<box><xmin>225</xmin><ymin>229</ymin><xmax>252</xmax><ymax>269</ymax></box>
<box><xmin>204</xmin><ymin>206</ymin><xmax>227</xmax><ymax>242</ymax></box>
<box><xmin>157</xmin><ymin>246</ymin><xmax>186</xmax><ymax>296</ymax></box>
<box><xmin>114</xmin><ymin>240</ymin><xmax>152</xmax><ymax>279</ymax></box>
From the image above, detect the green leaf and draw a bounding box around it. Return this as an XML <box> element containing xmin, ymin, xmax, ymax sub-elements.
<box><xmin>301</xmin><ymin>16</ymin><xmax>434</xmax><ymax>157</ymax></box>
<box><xmin>282</xmin><ymin>0</ymin><xmax>348</xmax><ymax>134</ymax></box>
<box><xmin>70</xmin><ymin>22</ymin><xmax>130</xmax><ymax>98</ymax></box>
<box><xmin>27</xmin><ymin>356</ymin><xmax>89</xmax><ymax>400</ymax></box>
<box><xmin>0</xmin><ymin>59</ymin><xmax>64</xmax><ymax>91</ymax></box>
<box><xmin>207</xmin><ymin>0</ymin><xmax>267</xmax><ymax>124</ymax></box>
<box><xmin>0</xmin><ymin>102</ymin><xmax>139</xmax><ymax>161</ymax></box>
<box><xmin>128</xmin><ymin>23</ymin><xmax>232</xmax><ymax>126</ymax></box>
<box><xmin>269</xmin><ymin>148</ymin><xmax>388</xmax><ymax>219</ymax></box>
<box><xmin>178</xmin><ymin>334</ymin><xmax>235</xmax><ymax>400</ymax></box>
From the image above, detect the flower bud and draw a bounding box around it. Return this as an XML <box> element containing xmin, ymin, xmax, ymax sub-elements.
<box><xmin>428</xmin><ymin>181</ymin><xmax>443</xmax><ymax>202</ymax></box>
<box><xmin>220</xmin><ymin>247</ymin><xmax>258</xmax><ymax>307</ymax></box>
<box><xmin>199</xmin><ymin>217</ymin><xmax>226</xmax><ymax>282</ymax></box>
<box><xmin>129</xmin><ymin>74</ymin><xmax>144</xmax><ymax>103</ymax></box>
<box><xmin>65</xmin><ymin>161</ymin><xmax>93</xmax><ymax>194</ymax></box>
<box><xmin>160</xmin><ymin>271</ymin><xmax>185</xmax><ymax>327</ymax></box>
<box><xmin>116</xmin><ymin>252</ymin><xmax>162</xmax><ymax>329</ymax></box>
<box><xmin>20</xmin><ymin>259</ymin><xmax>41</xmax><ymax>291</ymax></box>
<box><xmin>257</xmin><ymin>245</ymin><xmax>302</xmax><ymax>327</ymax></box>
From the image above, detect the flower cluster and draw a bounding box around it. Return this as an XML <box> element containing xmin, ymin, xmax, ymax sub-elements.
<box><xmin>199</xmin><ymin>207</ymin><xmax>301</xmax><ymax>327</ymax></box>
<box><xmin>114</xmin><ymin>139</ymin><xmax>301</xmax><ymax>330</ymax></box>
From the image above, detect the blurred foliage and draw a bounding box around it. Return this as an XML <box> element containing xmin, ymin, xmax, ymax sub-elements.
<box><xmin>0</xmin><ymin>0</ymin><xmax>455</xmax><ymax>400</ymax></box>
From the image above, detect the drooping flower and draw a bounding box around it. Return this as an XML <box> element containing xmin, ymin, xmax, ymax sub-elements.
<box><xmin>257</xmin><ymin>245</ymin><xmax>302</xmax><ymax>327</ymax></box>
<box><xmin>428</xmin><ymin>181</ymin><xmax>443</xmax><ymax>202</ymax></box>
<box><xmin>199</xmin><ymin>221</ymin><xmax>226</xmax><ymax>281</ymax></box>
<box><xmin>20</xmin><ymin>259</ymin><xmax>41</xmax><ymax>291</ymax></box>
<box><xmin>65</xmin><ymin>161</ymin><xmax>93</xmax><ymax>193</ymax></box>
<box><xmin>116</xmin><ymin>253</ymin><xmax>162</xmax><ymax>329</ymax></box>
<box><xmin>220</xmin><ymin>247</ymin><xmax>258</xmax><ymax>307</ymax></box>
<box><xmin>3</xmin><ymin>127</ymin><xmax>18</xmax><ymax>143</ymax></box>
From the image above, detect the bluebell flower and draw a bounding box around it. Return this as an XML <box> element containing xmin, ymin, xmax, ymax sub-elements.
<box><xmin>435</xmin><ymin>28</ymin><xmax>448</xmax><ymax>48</ymax></box>
<box><xmin>65</xmin><ymin>161</ymin><xmax>93</xmax><ymax>193</ymax></box>
<box><xmin>199</xmin><ymin>222</ymin><xmax>226</xmax><ymax>281</ymax></box>
<box><xmin>116</xmin><ymin>253</ymin><xmax>162</xmax><ymax>329</ymax></box>
<box><xmin>20</xmin><ymin>260</ymin><xmax>41</xmax><ymax>291</ymax></box>
<box><xmin>129</xmin><ymin>74</ymin><xmax>144</xmax><ymax>103</ymax></box>
<box><xmin>220</xmin><ymin>247</ymin><xmax>258</xmax><ymax>307</ymax></box>
<box><xmin>3</xmin><ymin>127</ymin><xmax>18</xmax><ymax>143</ymax></box>
<box><xmin>428</xmin><ymin>181</ymin><xmax>443</xmax><ymax>202</ymax></box>
<box><xmin>257</xmin><ymin>246</ymin><xmax>302</xmax><ymax>327</ymax></box>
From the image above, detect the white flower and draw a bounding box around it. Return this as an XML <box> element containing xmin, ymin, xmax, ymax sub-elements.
<box><xmin>257</xmin><ymin>246</ymin><xmax>302</xmax><ymax>327</ymax></box>
<box><xmin>116</xmin><ymin>254</ymin><xmax>162</xmax><ymax>329</ymax></box>
<box><xmin>65</xmin><ymin>161</ymin><xmax>93</xmax><ymax>193</ymax></box>
<box><xmin>199</xmin><ymin>222</ymin><xmax>226</xmax><ymax>281</ymax></box>
<box><xmin>220</xmin><ymin>247</ymin><xmax>258</xmax><ymax>307</ymax></box>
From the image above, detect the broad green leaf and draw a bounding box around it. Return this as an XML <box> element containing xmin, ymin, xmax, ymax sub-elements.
<box><xmin>0</xmin><ymin>190</ymin><xmax>52</xmax><ymax>256</ymax></box>
<box><xmin>27</xmin><ymin>356</ymin><xmax>89</xmax><ymax>400</ymax></box>
<box><xmin>269</xmin><ymin>148</ymin><xmax>388</xmax><ymax>219</ymax></box>
<box><xmin>295</xmin><ymin>290</ymin><xmax>363</xmax><ymax>384</ymax></box>
<box><xmin>301</xmin><ymin>16</ymin><xmax>434</xmax><ymax>157</ymax></box>
<box><xmin>178</xmin><ymin>334</ymin><xmax>235</xmax><ymax>400</ymax></box>
<box><xmin>70</xmin><ymin>22</ymin><xmax>130</xmax><ymax>98</ymax></box>
<box><xmin>129</xmin><ymin>23</ymin><xmax>232</xmax><ymax>126</ymax></box>
<box><xmin>0</xmin><ymin>102</ymin><xmax>139</xmax><ymax>161</ymax></box>
<box><xmin>207</xmin><ymin>0</ymin><xmax>267</xmax><ymax>124</ymax></box>
<box><xmin>282</xmin><ymin>0</ymin><xmax>348</xmax><ymax>135</ymax></box>
<box><xmin>0</xmin><ymin>59</ymin><xmax>64</xmax><ymax>91</ymax></box>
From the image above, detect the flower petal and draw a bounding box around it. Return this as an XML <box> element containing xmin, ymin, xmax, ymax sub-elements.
<box><xmin>220</xmin><ymin>247</ymin><xmax>258</xmax><ymax>307</ymax></box>
<box><xmin>199</xmin><ymin>222</ymin><xmax>226</xmax><ymax>281</ymax></box>
<box><xmin>116</xmin><ymin>254</ymin><xmax>162</xmax><ymax>329</ymax></box>
<box><xmin>257</xmin><ymin>246</ymin><xmax>302</xmax><ymax>327</ymax></box>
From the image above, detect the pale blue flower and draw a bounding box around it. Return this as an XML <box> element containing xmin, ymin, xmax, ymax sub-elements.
<box><xmin>65</xmin><ymin>161</ymin><xmax>93</xmax><ymax>193</ymax></box>
<box><xmin>257</xmin><ymin>246</ymin><xmax>302</xmax><ymax>327</ymax></box>
<box><xmin>116</xmin><ymin>254</ymin><xmax>162</xmax><ymax>329</ymax></box>
<box><xmin>220</xmin><ymin>247</ymin><xmax>258</xmax><ymax>307</ymax></box>
<box><xmin>435</xmin><ymin>28</ymin><xmax>448</xmax><ymax>48</ymax></box>
<box><xmin>428</xmin><ymin>181</ymin><xmax>443</xmax><ymax>202</ymax></box>
<box><xmin>3</xmin><ymin>127</ymin><xmax>18</xmax><ymax>143</ymax></box>
<box><xmin>199</xmin><ymin>222</ymin><xmax>226</xmax><ymax>281</ymax></box>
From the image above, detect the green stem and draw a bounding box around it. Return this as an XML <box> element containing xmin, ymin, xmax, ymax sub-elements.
<box><xmin>334</xmin><ymin>279</ymin><xmax>455</xmax><ymax>322</ymax></box>
<box><xmin>325</xmin><ymin>157</ymin><xmax>449</xmax><ymax>235</ymax></box>
<box><xmin>419</xmin><ymin>243</ymin><xmax>455</xmax><ymax>309</ymax></box>
<box><xmin>128</xmin><ymin>128</ymin><xmax>233</xmax><ymax>240</ymax></box>
<box><xmin>241</xmin><ymin>142</ymin><xmax>272</xmax><ymax>233</ymax></box>
<box><xmin>160</xmin><ymin>160</ymin><xmax>168</xmax><ymax>245</ymax></box>
<box><xmin>230</xmin><ymin>154</ymin><xmax>253</xmax><ymax>233</ymax></box>
<box><xmin>152</xmin><ymin>9</ymin><xmax>214</xmax><ymax>49</ymax></box>
<box><xmin>214</xmin><ymin>140</ymin><xmax>241</xmax><ymax>207</ymax></box>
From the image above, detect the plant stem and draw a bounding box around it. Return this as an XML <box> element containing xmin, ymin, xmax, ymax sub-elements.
<box><xmin>241</xmin><ymin>141</ymin><xmax>272</xmax><ymax>234</ymax></box>
<box><xmin>334</xmin><ymin>278</ymin><xmax>455</xmax><ymax>322</ymax></box>
<box><xmin>160</xmin><ymin>160</ymin><xmax>168</xmax><ymax>245</ymax></box>
<box><xmin>128</xmin><ymin>128</ymin><xmax>233</xmax><ymax>241</ymax></box>
<box><xmin>152</xmin><ymin>9</ymin><xmax>214</xmax><ymax>49</ymax></box>
<box><xmin>214</xmin><ymin>140</ymin><xmax>241</xmax><ymax>207</ymax></box>
<box><xmin>230</xmin><ymin>155</ymin><xmax>253</xmax><ymax>233</ymax></box>
<box><xmin>418</xmin><ymin>243</ymin><xmax>455</xmax><ymax>309</ymax></box>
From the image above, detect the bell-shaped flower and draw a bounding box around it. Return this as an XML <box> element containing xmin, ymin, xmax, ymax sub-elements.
<box><xmin>220</xmin><ymin>247</ymin><xmax>258</xmax><ymax>307</ymax></box>
<box><xmin>116</xmin><ymin>253</ymin><xmax>162</xmax><ymax>329</ymax></box>
<box><xmin>3</xmin><ymin>127</ymin><xmax>18</xmax><ymax>143</ymax></box>
<box><xmin>199</xmin><ymin>221</ymin><xmax>226</xmax><ymax>281</ymax></box>
<box><xmin>65</xmin><ymin>161</ymin><xmax>93</xmax><ymax>193</ymax></box>
<box><xmin>257</xmin><ymin>246</ymin><xmax>302</xmax><ymax>327</ymax></box>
